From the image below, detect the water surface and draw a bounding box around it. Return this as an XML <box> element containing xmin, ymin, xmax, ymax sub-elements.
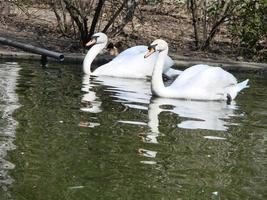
<box><xmin>0</xmin><ymin>60</ymin><xmax>266</xmax><ymax>200</ymax></box>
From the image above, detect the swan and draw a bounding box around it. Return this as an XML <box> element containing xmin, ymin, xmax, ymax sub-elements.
<box><xmin>83</xmin><ymin>32</ymin><xmax>182</xmax><ymax>78</ymax></box>
<box><xmin>144</xmin><ymin>39</ymin><xmax>249</xmax><ymax>102</ymax></box>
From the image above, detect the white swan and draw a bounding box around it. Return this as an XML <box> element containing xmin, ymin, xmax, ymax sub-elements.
<box><xmin>83</xmin><ymin>32</ymin><xmax>182</xmax><ymax>78</ymax></box>
<box><xmin>144</xmin><ymin>39</ymin><xmax>249</xmax><ymax>101</ymax></box>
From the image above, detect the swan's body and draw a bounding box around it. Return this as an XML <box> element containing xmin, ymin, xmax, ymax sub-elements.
<box><xmin>83</xmin><ymin>33</ymin><xmax>181</xmax><ymax>78</ymax></box>
<box><xmin>145</xmin><ymin>39</ymin><xmax>249</xmax><ymax>101</ymax></box>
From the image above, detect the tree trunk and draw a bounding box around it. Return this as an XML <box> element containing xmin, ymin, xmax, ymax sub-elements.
<box><xmin>202</xmin><ymin>0</ymin><xmax>207</xmax><ymax>42</ymax></box>
<box><xmin>201</xmin><ymin>0</ymin><xmax>231</xmax><ymax>50</ymax></box>
<box><xmin>113</xmin><ymin>0</ymin><xmax>139</xmax><ymax>36</ymax></box>
<box><xmin>63</xmin><ymin>0</ymin><xmax>88</xmax><ymax>44</ymax></box>
<box><xmin>102</xmin><ymin>0</ymin><xmax>126</xmax><ymax>33</ymax></box>
<box><xmin>189</xmin><ymin>0</ymin><xmax>199</xmax><ymax>48</ymax></box>
<box><xmin>89</xmin><ymin>0</ymin><xmax>106</xmax><ymax>38</ymax></box>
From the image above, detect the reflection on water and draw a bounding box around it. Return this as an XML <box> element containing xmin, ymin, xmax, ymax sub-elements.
<box><xmin>3</xmin><ymin>61</ymin><xmax>266</xmax><ymax>200</ymax></box>
<box><xmin>80</xmin><ymin>75</ymin><xmax>102</xmax><ymax>113</ymax></box>
<box><xmin>79</xmin><ymin>75</ymin><xmax>102</xmax><ymax>128</ymax></box>
<box><xmin>81</xmin><ymin>76</ymin><xmax>245</xmax><ymax>166</ymax></box>
<box><xmin>95</xmin><ymin>76</ymin><xmax>151</xmax><ymax>110</ymax></box>
<box><xmin>149</xmin><ymin>97</ymin><xmax>239</xmax><ymax>132</ymax></box>
<box><xmin>0</xmin><ymin>62</ymin><xmax>20</xmax><ymax>198</ymax></box>
<box><xmin>84</xmin><ymin>76</ymin><xmax>241</xmax><ymax>132</ymax></box>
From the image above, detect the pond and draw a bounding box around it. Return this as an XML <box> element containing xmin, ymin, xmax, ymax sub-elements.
<box><xmin>0</xmin><ymin>60</ymin><xmax>266</xmax><ymax>200</ymax></box>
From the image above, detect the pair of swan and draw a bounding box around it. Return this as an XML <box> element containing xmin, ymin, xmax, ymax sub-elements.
<box><xmin>83</xmin><ymin>33</ymin><xmax>249</xmax><ymax>101</ymax></box>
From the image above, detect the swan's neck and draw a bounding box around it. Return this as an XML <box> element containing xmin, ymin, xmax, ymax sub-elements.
<box><xmin>151</xmin><ymin>49</ymin><xmax>168</xmax><ymax>96</ymax></box>
<box><xmin>83</xmin><ymin>42</ymin><xmax>106</xmax><ymax>74</ymax></box>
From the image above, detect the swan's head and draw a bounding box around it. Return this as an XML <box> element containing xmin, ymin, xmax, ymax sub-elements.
<box><xmin>144</xmin><ymin>39</ymin><xmax>168</xmax><ymax>58</ymax></box>
<box><xmin>86</xmin><ymin>32</ymin><xmax>108</xmax><ymax>47</ymax></box>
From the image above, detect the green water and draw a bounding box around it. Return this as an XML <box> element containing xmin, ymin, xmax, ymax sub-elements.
<box><xmin>0</xmin><ymin>61</ymin><xmax>266</xmax><ymax>200</ymax></box>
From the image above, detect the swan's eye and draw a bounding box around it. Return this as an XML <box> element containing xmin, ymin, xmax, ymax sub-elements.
<box><xmin>148</xmin><ymin>44</ymin><xmax>157</xmax><ymax>51</ymax></box>
<box><xmin>91</xmin><ymin>35</ymin><xmax>99</xmax><ymax>41</ymax></box>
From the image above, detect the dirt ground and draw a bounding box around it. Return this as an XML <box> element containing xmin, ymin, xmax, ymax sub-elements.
<box><xmin>0</xmin><ymin>4</ymin><xmax>250</xmax><ymax>62</ymax></box>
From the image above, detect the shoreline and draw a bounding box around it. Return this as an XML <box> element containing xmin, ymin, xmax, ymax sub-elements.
<box><xmin>1</xmin><ymin>50</ymin><xmax>266</xmax><ymax>78</ymax></box>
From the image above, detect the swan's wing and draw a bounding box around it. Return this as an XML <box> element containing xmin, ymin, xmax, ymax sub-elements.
<box><xmin>94</xmin><ymin>45</ymin><xmax>174</xmax><ymax>78</ymax></box>
<box><xmin>113</xmin><ymin>45</ymin><xmax>174</xmax><ymax>71</ymax></box>
<box><xmin>112</xmin><ymin>45</ymin><xmax>147</xmax><ymax>62</ymax></box>
<box><xmin>174</xmin><ymin>64</ymin><xmax>210</xmax><ymax>85</ymax></box>
<box><xmin>170</xmin><ymin>66</ymin><xmax>237</xmax><ymax>100</ymax></box>
<box><xmin>164</xmin><ymin>55</ymin><xmax>175</xmax><ymax>69</ymax></box>
<box><xmin>94</xmin><ymin>53</ymin><xmax>155</xmax><ymax>78</ymax></box>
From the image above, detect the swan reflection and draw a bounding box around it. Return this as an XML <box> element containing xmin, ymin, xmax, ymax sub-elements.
<box><xmin>148</xmin><ymin>97</ymin><xmax>239</xmax><ymax>132</ymax></box>
<box><xmin>86</xmin><ymin>76</ymin><xmax>240</xmax><ymax>132</ymax></box>
<box><xmin>138</xmin><ymin>148</ymin><xmax>158</xmax><ymax>165</ymax></box>
<box><xmin>95</xmin><ymin>76</ymin><xmax>151</xmax><ymax>110</ymax></box>
<box><xmin>79</xmin><ymin>75</ymin><xmax>102</xmax><ymax>128</ymax></box>
<box><xmin>81</xmin><ymin>76</ymin><xmax>241</xmax><ymax>165</ymax></box>
<box><xmin>80</xmin><ymin>75</ymin><xmax>102</xmax><ymax>113</ymax></box>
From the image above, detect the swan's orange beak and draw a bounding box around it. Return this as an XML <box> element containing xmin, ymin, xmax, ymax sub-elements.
<box><xmin>144</xmin><ymin>48</ymin><xmax>155</xmax><ymax>58</ymax></box>
<box><xmin>86</xmin><ymin>38</ymin><xmax>97</xmax><ymax>47</ymax></box>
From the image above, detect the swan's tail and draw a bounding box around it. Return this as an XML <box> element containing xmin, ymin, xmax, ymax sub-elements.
<box><xmin>237</xmin><ymin>79</ymin><xmax>250</xmax><ymax>92</ymax></box>
<box><xmin>228</xmin><ymin>79</ymin><xmax>249</xmax><ymax>100</ymax></box>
